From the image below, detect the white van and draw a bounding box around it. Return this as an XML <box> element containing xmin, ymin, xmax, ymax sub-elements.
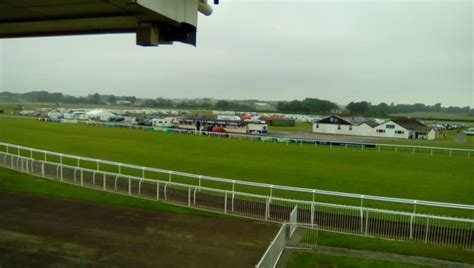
<box><xmin>464</xmin><ymin>128</ymin><xmax>474</xmax><ymax>136</ymax></box>
<box><xmin>152</xmin><ymin>117</ymin><xmax>176</xmax><ymax>128</ymax></box>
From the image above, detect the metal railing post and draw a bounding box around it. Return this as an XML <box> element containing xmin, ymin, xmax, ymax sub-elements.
<box><xmin>360</xmin><ymin>195</ymin><xmax>365</xmax><ymax>233</ymax></box>
<box><xmin>224</xmin><ymin>191</ymin><xmax>228</xmax><ymax>214</ymax></box>
<box><xmin>188</xmin><ymin>186</ymin><xmax>191</xmax><ymax>207</ymax></box>
<box><xmin>41</xmin><ymin>162</ymin><xmax>45</xmax><ymax>177</ymax></box>
<box><xmin>194</xmin><ymin>187</ymin><xmax>197</xmax><ymax>205</ymax></box>
<box><xmin>265</xmin><ymin>197</ymin><xmax>270</xmax><ymax>220</ymax></box>
<box><xmin>128</xmin><ymin>178</ymin><xmax>131</xmax><ymax>195</ymax></box>
<box><xmin>365</xmin><ymin>210</ymin><xmax>369</xmax><ymax>236</ymax></box>
<box><xmin>424</xmin><ymin>216</ymin><xmax>430</xmax><ymax>243</ymax></box>
<box><xmin>103</xmin><ymin>173</ymin><xmax>106</xmax><ymax>190</ymax></box>
<box><xmin>156</xmin><ymin>181</ymin><xmax>160</xmax><ymax>200</ymax></box>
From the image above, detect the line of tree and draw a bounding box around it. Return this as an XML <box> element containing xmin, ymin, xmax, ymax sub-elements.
<box><xmin>0</xmin><ymin>91</ymin><xmax>256</xmax><ymax>111</ymax></box>
<box><xmin>345</xmin><ymin>101</ymin><xmax>473</xmax><ymax>116</ymax></box>
<box><xmin>0</xmin><ymin>91</ymin><xmax>137</xmax><ymax>105</ymax></box>
<box><xmin>1</xmin><ymin>91</ymin><xmax>472</xmax><ymax>116</ymax></box>
<box><xmin>276</xmin><ymin>98</ymin><xmax>339</xmax><ymax>114</ymax></box>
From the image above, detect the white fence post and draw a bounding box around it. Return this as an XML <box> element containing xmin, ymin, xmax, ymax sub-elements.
<box><xmin>103</xmin><ymin>173</ymin><xmax>106</xmax><ymax>190</ymax></box>
<box><xmin>265</xmin><ymin>197</ymin><xmax>270</xmax><ymax>220</ymax></box>
<box><xmin>194</xmin><ymin>187</ymin><xmax>197</xmax><ymax>205</ymax></box>
<box><xmin>156</xmin><ymin>181</ymin><xmax>160</xmax><ymax>200</ymax></box>
<box><xmin>224</xmin><ymin>191</ymin><xmax>228</xmax><ymax>214</ymax></box>
<box><xmin>41</xmin><ymin>162</ymin><xmax>45</xmax><ymax>177</ymax></box>
<box><xmin>188</xmin><ymin>186</ymin><xmax>191</xmax><ymax>207</ymax></box>
<box><xmin>365</xmin><ymin>210</ymin><xmax>369</xmax><ymax>236</ymax></box>
<box><xmin>424</xmin><ymin>216</ymin><xmax>430</xmax><ymax>243</ymax></box>
<box><xmin>360</xmin><ymin>195</ymin><xmax>365</xmax><ymax>233</ymax></box>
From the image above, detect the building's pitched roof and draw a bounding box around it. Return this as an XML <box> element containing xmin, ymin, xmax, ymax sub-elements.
<box><xmin>391</xmin><ymin>118</ymin><xmax>431</xmax><ymax>132</ymax></box>
<box><xmin>316</xmin><ymin>115</ymin><xmax>353</xmax><ymax>125</ymax></box>
<box><xmin>343</xmin><ymin>116</ymin><xmax>370</xmax><ymax>126</ymax></box>
<box><xmin>363</xmin><ymin>120</ymin><xmax>380</xmax><ymax>127</ymax></box>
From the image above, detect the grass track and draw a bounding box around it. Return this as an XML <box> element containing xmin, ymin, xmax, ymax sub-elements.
<box><xmin>315</xmin><ymin>231</ymin><xmax>474</xmax><ymax>264</ymax></box>
<box><xmin>287</xmin><ymin>252</ymin><xmax>431</xmax><ymax>268</ymax></box>
<box><xmin>0</xmin><ymin>118</ymin><xmax>473</xmax><ymax>215</ymax></box>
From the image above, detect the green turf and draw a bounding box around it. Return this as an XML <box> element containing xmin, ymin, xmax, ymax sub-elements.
<box><xmin>375</xmin><ymin>130</ymin><xmax>474</xmax><ymax>150</ymax></box>
<box><xmin>0</xmin><ymin>118</ymin><xmax>473</xmax><ymax>217</ymax></box>
<box><xmin>0</xmin><ymin>167</ymin><xmax>233</xmax><ymax>220</ymax></box>
<box><xmin>314</xmin><ymin>231</ymin><xmax>474</xmax><ymax>264</ymax></box>
<box><xmin>287</xmin><ymin>252</ymin><xmax>431</xmax><ymax>268</ymax></box>
<box><xmin>269</xmin><ymin>122</ymin><xmax>474</xmax><ymax>149</ymax></box>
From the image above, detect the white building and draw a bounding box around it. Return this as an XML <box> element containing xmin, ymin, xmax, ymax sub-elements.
<box><xmin>313</xmin><ymin>115</ymin><xmax>435</xmax><ymax>140</ymax></box>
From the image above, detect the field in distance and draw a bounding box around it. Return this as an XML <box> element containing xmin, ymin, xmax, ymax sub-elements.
<box><xmin>0</xmin><ymin>118</ymin><xmax>473</xmax><ymax>214</ymax></box>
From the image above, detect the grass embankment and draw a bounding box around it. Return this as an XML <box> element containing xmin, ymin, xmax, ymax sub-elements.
<box><xmin>0</xmin><ymin>118</ymin><xmax>473</xmax><ymax>217</ymax></box>
<box><xmin>0</xmin><ymin>167</ymin><xmax>230</xmax><ymax>220</ymax></box>
<box><xmin>315</xmin><ymin>231</ymin><xmax>474</xmax><ymax>264</ymax></box>
<box><xmin>287</xmin><ymin>252</ymin><xmax>431</xmax><ymax>268</ymax></box>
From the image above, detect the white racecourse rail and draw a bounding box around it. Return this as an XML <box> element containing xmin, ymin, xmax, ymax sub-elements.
<box><xmin>0</xmin><ymin>141</ymin><xmax>473</xmax><ymax>251</ymax></box>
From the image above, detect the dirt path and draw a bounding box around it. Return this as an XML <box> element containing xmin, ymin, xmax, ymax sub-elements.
<box><xmin>0</xmin><ymin>191</ymin><xmax>278</xmax><ymax>268</ymax></box>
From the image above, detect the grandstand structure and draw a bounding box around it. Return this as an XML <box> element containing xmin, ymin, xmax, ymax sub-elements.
<box><xmin>0</xmin><ymin>0</ymin><xmax>216</xmax><ymax>46</ymax></box>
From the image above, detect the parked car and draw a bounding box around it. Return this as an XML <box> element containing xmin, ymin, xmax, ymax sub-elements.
<box><xmin>463</xmin><ymin>128</ymin><xmax>474</xmax><ymax>135</ymax></box>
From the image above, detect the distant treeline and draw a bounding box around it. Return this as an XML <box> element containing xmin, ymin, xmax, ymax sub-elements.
<box><xmin>343</xmin><ymin>101</ymin><xmax>473</xmax><ymax>116</ymax></box>
<box><xmin>1</xmin><ymin>91</ymin><xmax>472</xmax><ymax>116</ymax></box>
<box><xmin>0</xmin><ymin>91</ymin><xmax>256</xmax><ymax>111</ymax></box>
<box><xmin>275</xmin><ymin>99</ymin><xmax>473</xmax><ymax>116</ymax></box>
<box><xmin>0</xmin><ymin>91</ymin><xmax>136</xmax><ymax>105</ymax></box>
<box><xmin>276</xmin><ymin>98</ymin><xmax>339</xmax><ymax>114</ymax></box>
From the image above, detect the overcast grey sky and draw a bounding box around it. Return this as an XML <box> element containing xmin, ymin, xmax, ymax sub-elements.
<box><xmin>0</xmin><ymin>0</ymin><xmax>472</xmax><ymax>106</ymax></box>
